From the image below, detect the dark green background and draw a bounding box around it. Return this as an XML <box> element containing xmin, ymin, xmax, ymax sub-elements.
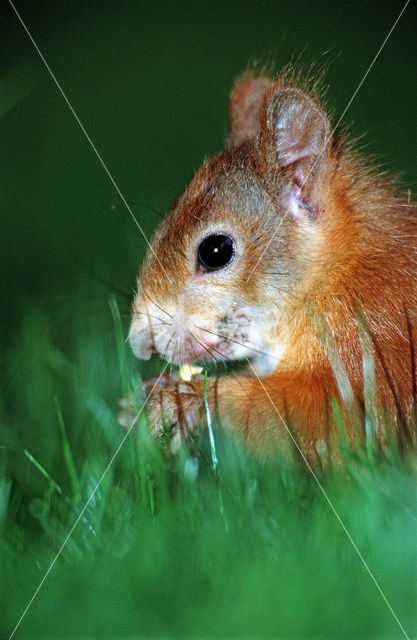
<box><xmin>1</xmin><ymin>2</ymin><xmax>417</xmax><ymax>638</ymax></box>
<box><xmin>1</xmin><ymin>0</ymin><xmax>417</xmax><ymax>346</ymax></box>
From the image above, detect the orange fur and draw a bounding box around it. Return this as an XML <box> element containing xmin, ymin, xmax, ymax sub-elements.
<box><xmin>125</xmin><ymin>68</ymin><xmax>417</xmax><ymax>463</ymax></box>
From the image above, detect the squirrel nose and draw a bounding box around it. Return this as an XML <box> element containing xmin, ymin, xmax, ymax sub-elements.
<box><xmin>128</xmin><ymin>320</ymin><xmax>155</xmax><ymax>360</ymax></box>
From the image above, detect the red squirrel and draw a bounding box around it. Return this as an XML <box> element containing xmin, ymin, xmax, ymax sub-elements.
<box><xmin>121</xmin><ymin>68</ymin><xmax>417</xmax><ymax>464</ymax></box>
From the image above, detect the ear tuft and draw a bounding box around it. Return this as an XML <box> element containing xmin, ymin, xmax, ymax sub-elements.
<box><xmin>228</xmin><ymin>73</ymin><xmax>274</xmax><ymax>147</ymax></box>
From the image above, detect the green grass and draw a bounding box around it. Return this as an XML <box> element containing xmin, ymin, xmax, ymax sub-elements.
<box><xmin>2</xmin><ymin>2</ymin><xmax>417</xmax><ymax>638</ymax></box>
<box><xmin>1</xmin><ymin>296</ymin><xmax>416</xmax><ymax>640</ymax></box>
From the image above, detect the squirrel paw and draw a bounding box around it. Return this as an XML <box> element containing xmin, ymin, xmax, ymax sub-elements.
<box><xmin>145</xmin><ymin>379</ymin><xmax>203</xmax><ymax>452</ymax></box>
<box><xmin>118</xmin><ymin>376</ymin><xmax>204</xmax><ymax>453</ymax></box>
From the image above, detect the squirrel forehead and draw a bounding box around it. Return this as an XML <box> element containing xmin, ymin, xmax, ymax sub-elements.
<box><xmin>157</xmin><ymin>150</ymin><xmax>275</xmax><ymax>243</ymax></box>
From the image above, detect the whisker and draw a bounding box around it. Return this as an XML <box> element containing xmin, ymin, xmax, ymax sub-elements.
<box><xmin>128</xmin><ymin>199</ymin><xmax>165</xmax><ymax>220</ymax></box>
<box><xmin>132</xmin><ymin>310</ymin><xmax>171</xmax><ymax>325</ymax></box>
<box><xmin>189</xmin><ymin>332</ymin><xmax>224</xmax><ymax>364</ymax></box>
<box><xmin>143</xmin><ymin>289</ymin><xmax>173</xmax><ymax>320</ymax></box>
<box><xmin>258</xmin><ymin>270</ymin><xmax>291</xmax><ymax>277</ymax></box>
<box><xmin>262</xmin><ymin>281</ymin><xmax>304</xmax><ymax>304</ymax></box>
<box><xmin>163</xmin><ymin>331</ymin><xmax>176</xmax><ymax>363</ymax></box>
<box><xmin>195</xmin><ymin>326</ymin><xmax>281</xmax><ymax>363</ymax></box>
<box><xmin>189</xmin><ymin>333</ymin><xmax>245</xmax><ymax>378</ymax></box>
<box><xmin>130</xmin><ymin>322</ymin><xmax>170</xmax><ymax>339</ymax></box>
<box><xmin>189</xmin><ymin>334</ymin><xmax>253</xmax><ymax>405</ymax></box>
<box><xmin>130</xmin><ymin>200</ymin><xmax>188</xmax><ymax>260</ymax></box>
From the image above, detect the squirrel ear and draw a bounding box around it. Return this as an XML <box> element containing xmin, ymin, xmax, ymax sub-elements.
<box><xmin>260</xmin><ymin>87</ymin><xmax>329</xmax><ymax>189</ymax></box>
<box><xmin>228</xmin><ymin>73</ymin><xmax>274</xmax><ymax>147</ymax></box>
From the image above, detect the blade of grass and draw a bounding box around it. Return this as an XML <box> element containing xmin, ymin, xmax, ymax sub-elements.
<box><xmin>357</xmin><ymin>312</ymin><xmax>378</xmax><ymax>463</ymax></box>
<box><xmin>204</xmin><ymin>369</ymin><xmax>218</xmax><ymax>473</ymax></box>
<box><xmin>55</xmin><ymin>397</ymin><xmax>80</xmax><ymax>500</ymax></box>
<box><xmin>109</xmin><ymin>296</ymin><xmax>130</xmax><ymax>393</ymax></box>
<box><xmin>203</xmin><ymin>370</ymin><xmax>227</xmax><ymax>527</ymax></box>
<box><xmin>307</xmin><ymin>302</ymin><xmax>363</xmax><ymax>445</ymax></box>
<box><xmin>24</xmin><ymin>450</ymin><xmax>62</xmax><ymax>495</ymax></box>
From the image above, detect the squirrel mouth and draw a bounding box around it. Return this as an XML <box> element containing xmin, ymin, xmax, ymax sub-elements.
<box><xmin>167</xmin><ymin>335</ymin><xmax>223</xmax><ymax>365</ymax></box>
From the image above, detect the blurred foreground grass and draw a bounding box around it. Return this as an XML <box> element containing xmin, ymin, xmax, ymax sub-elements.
<box><xmin>2</xmin><ymin>1</ymin><xmax>417</xmax><ymax>638</ymax></box>
<box><xmin>1</xmin><ymin>297</ymin><xmax>416</xmax><ymax>639</ymax></box>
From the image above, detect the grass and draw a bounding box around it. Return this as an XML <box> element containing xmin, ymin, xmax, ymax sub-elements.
<box><xmin>1</xmin><ymin>295</ymin><xmax>416</xmax><ymax>640</ymax></box>
<box><xmin>2</xmin><ymin>3</ymin><xmax>417</xmax><ymax>637</ymax></box>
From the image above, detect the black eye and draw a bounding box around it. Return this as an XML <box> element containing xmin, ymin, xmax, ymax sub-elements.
<box><xmin>197</xmin><ymin>234</ymin><xmax>235</xmax><ymax>271</ymax></box>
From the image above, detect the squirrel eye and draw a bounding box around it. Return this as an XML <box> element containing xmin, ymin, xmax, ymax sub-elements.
<box><xmin>197</xmin><ymin>234</ymin><xmax>235</xmax><ymax>271</ymax></box>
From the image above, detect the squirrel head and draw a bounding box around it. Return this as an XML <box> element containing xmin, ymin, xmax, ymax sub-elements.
<box><xmin>129</xmin><ymin>71</ymin><xmax>340</xmax><ymax>373</ymax></box>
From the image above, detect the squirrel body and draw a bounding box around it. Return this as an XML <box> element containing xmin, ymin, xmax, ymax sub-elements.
<box><xmin>126</xmin><ymin>69</ymin><xmax>417</xmax><ymax>463</ymax></box>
